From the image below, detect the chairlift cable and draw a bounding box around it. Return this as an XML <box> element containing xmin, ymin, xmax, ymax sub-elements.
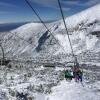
<box><xmin>3</xmin><ymin>24</ymin><xmax>55</xmax><ymax>60</ymax></box>
<box><xmin>8</xmin><ymin>24</ymin><xmax>57</xmax><ymax>58</ymax></box>
<box><xmin>57</xmin><ymin>0</ymin><xmax>75</xmax><ymax>58</ymax></box>
<box><xmin>24</xmin><ymin>0</ymin><xmax>66</xmax><ymax>53</ymax></box>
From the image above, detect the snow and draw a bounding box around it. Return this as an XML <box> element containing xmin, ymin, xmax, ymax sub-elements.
<box><xmin>55</xmin><ymin>4</ymin><xmax>100</xmax><ymax>55</ymax></box>
<box><xmin>0</xmin><ymin>4</ymin><xmax>99</xmax><ymax>61</ymax></box>
<box><xmin>47</xmin><ymin>80</ymin><xmax>100</xmax><ymax>100</ymax></box>
<box><xmin>86</xmin><ymin>35</ymin><xmax>98</xmax><ymax>50</ymax></box>
<box><xmin>55</xmin><ymin>34</ymin><xmax>71</xmax><ymax>53</ymax></box>
<box><xmin>35</xmin><ymin>93</ymin><xmax>46</xmax><ymax>100</ymax></box>
<box><xmin>53</xmin><ymin>5</ymin><xmax>98</xmax><ymax>54</ymax></box>
<box><xmin>0</xmin><ymin>64</ymin><xmax>100</xmax><ymax>100</ymax></box>
<box><xmin>60</xmin><ymin>4</ymin><xmax>100</xmax><ymax>29</ymax></box>
<box><xmin>12</xmin><ymin>22</ymin><xmax>45</xmax><ymax>39</ymax></box>
<box><xmin>0</xmin><ymin>3</ymin><xmax>100</xmax><ymax>100</ymax></box>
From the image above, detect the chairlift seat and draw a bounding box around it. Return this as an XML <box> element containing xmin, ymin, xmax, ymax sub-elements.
<box><xmin>44</xmin><ymin>63</ymin><xmax>55</xmax><ymax>68</ymax></box>
<box><xmin>65</xmin><ymin>70</ymin><xmax>74</xmax><ymax>79</ymax></box>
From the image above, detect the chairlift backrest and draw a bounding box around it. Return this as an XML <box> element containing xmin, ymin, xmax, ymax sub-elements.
<box><xmin>43</xmin><ymin>63</ymin><xmax>55</xmax><ymax>68</ymax></box>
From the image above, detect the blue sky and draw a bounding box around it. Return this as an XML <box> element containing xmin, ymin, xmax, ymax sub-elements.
<box><xmin>0</xmin><ymin>0</ymin><xmax>100</xmax><ymax>23</ymax></box>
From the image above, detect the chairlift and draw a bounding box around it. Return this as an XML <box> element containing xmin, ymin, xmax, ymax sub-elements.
<box><xmin>0</xmin><ymin>44</ymin><xmax>10</xmax><ymax>66</ymax></box>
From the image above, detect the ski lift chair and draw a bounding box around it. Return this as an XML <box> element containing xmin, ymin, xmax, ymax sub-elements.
<box><xmin>64</xmin><ymin>69</ymin><xmax>74</xmax><ymax>80</ymax></box>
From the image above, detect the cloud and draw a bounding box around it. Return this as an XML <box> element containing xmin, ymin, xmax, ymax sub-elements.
<box><xmin>0</xmin><ymin>11</ymin><xmax>15</xmax><ymax>14</ymax></box>
<box><xmin>30</xmin><ymin>0</ymin><xmax>70</xmax><ymax>11</ymax></box>
<box><xmin>0</xmin><ymin>11</ymin><xmax>9</xmax><ymax>14</ymax></box>
<box><xmin>30</xmin><ymin>0</ymin><xmax>57</xmax><ymax>7</ymax></box>
<box><xmin>84</xmin><ymin>0</ymin><xmax>100</xmax><ymax>6</ymax></box>
<box><xmin>61</xmin><ymin>0</ymin><xmax>100</xmax><ymax>7</ymax></box>
<box><xmin>0</xmin><ymin>2</ymin><xmax>16</xmax><ymax>8</ymax></box>
<box><xmin>62</xmin><ymin>0</ymin><xmax>79</xmax><ymax>5</ymax></box>
<box><xmin>62</xmin><ymin>8</ymin><xmax>71</xmax><ymax>11</ymax></box>
<box><xmin>0</xmin><ymin>2</ymin><xmax>17</xmax><ymax>15</ymax></box>
<box><xmin>76</xmin><ymin>0</ymin><xmax>100</xmax><ymax>7</ymax></box>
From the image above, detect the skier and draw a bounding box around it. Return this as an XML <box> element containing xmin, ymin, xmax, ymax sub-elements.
<box><xmin>77</xmin><ymin>69</ymin><xmax>83</xmax><ymax>82</ymax></box>
<box><xmin>72</xmin><ymin>66</ymin><xmax>77</xmax><ymax>81</ymax></box>
<box><xmin>72</xmin><ymin>65</ymin><xmax>83</xmax><ymax>82</ymax></box>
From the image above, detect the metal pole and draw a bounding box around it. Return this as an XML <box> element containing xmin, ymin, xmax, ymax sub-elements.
<box><xmin>0</xmin><ymin>44</ymin><xmax>5</xmax><ymax>65</ymax></box>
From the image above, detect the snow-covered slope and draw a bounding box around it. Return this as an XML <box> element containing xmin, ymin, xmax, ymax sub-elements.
<box><xmin>55</xmin><ymin>4</ymin><xmax>100</xmax><ymax>53</ymax></box>
<box><xmin>0</xmin><ymin>65</ymin><xmax>100</xmax><ymax>100</ymax></box>
<box><xmin>60</xmin><ymin>4</ymin><xmax>100</xmax><ymax>29</ymax></box>
<box><xmin>47</xmin><ymin>80</ymin><xmax>100</xmax><ymax>100</ymax></box>
<box><xmin>0</xmin><ymin>4</ymin><xmax>100</xmax><ymax>63</ymax></box>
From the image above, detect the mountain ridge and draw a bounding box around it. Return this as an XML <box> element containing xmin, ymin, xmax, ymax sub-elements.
<box><xmin>0</xmin><ymin>4</ymin><xmax>100</xmax><ymax>64</ymax></box>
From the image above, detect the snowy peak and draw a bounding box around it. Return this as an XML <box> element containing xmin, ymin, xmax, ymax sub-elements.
<box><xmin>0</xmin><ymin>4</ymin><xmax>100</xmax><ymax>64</ymax></box>
<box><xmin>60</xmin><ymin>4</ymin><xmax>100</xmax><ymax>29</ymax></box>
<box><xmin>53</xmin><ymin>4</ymin><xmax>100</xmax><ymax>63</ymax></box>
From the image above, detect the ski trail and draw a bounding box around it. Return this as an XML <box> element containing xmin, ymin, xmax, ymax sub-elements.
<box><xmin>46</xmin><ymin>79</ymin><xmax>100</xmax><ymax>100</ymax></box>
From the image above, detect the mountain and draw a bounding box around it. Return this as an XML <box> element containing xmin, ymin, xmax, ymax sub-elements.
<box><xmin>57</xmin><ymin>4</ymin><xmax>100</xmax><ymax>53</ymax></box>
<box><xmin>0</xmin><ymin>4</ymin><xmax>100</xmax><ymax>100</ymax></box>
<box><xmin>0</xmin><ymin>4</ymin><xmax>100</xmax><ymax>64</ymax></box>
<box><xmin>0</xmin><ymin>22</ymin><xmax>28</xmax><ymax>32</ymax></box>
